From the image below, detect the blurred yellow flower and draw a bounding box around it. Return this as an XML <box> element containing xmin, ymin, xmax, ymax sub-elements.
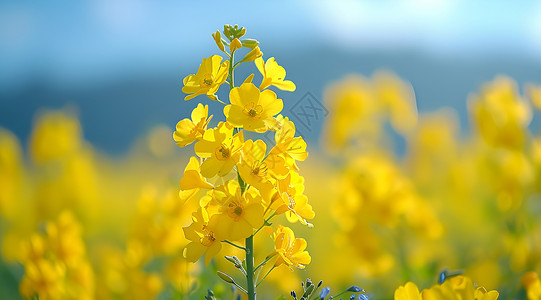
<box><xmin>194</xmin><ymin>122</ymin><xmax>244</xmax><ymax>177</ymax></box>
<box><xmin>469</xmin><ymin>76</ymin><xmax>531</xmax><ymax>149</ymax></box>
<box><xmin>272</xmin><ymin>225</ymin><xmax>311</xmax><ymax>270</ymax></box>
<box><xmin>323</xmin><ymin>75</ymin><xmax>380</xmax><ymax>150</ymax></box>
<box><xmin>173</xmin><ymin>103</ymin><xmax>212</xmax><ymax>147</ymax></box>
<box><xmin>373</xmin><ymin>71</ymin><xmax>418</xmax><ymax>135</ymax></box>
<box><xmin>525</xmin><ymin>83</ymin><xmax>541</xmax><ymax>110</ymax></box>
<box><xmin>224</xmin><ymin>83</ymin><xmax>283</xmax><ymax>132</ymax></box>
<box><xmin>0</xmin><ymin>128</ymin><xmax>23</xmax><ymax>218</ymax></box>
<box><xmin>19</xmin><ymin>259</ymin><xmax>66</xmax><ymax>300</ymax></box>
<box><xmin>255</xmin><ymin>57</ymin><xmax>296</xmax><ymax>91</ymax></box>
<box><xmin>182</xmin><ymin>55</ymin><xmax>229</xmax><ymax>101</ymax></box>
<box><xmin>19</xmin><ymin>211</ymin><xmax>95</xmax><ymax>300</ymax></box>
<box><xmin>395</xmin><ymin>276</ymin><xmax>499</xmax><ymax>300</ymax></box>
<box><xmin>29</xmin><ymin>110</ymin><xmax>82</xmax><ymax>164</ymax></box>
<box><xmin>522</xmin><ymin>272</ymin><xmax>541</xmax><ymax>300</ymax></box>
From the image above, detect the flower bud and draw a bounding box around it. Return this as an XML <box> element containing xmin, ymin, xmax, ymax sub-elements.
<box><xmin>230</xmin><ymin>38</ymin><xmax>242</xmax><ymax>54</ymax></box>
<box><xmin>225</xmin><ymin>255</ymin><xmax>243</xmax><ymax>269</ymax></box>
<box><xmin>217</xmin><ymin>271</ymin><xmax>235</xmax><ymax>284</ymax></box>
<box><xmin>223</xmin><ymin>25</ymin><xmax>232</xmax><ymax>40</ymax></box>
<box><xmin>291</xmin><ymin>291</ymin><xmax>298</xmax><ymax>300</ymax></box>
<box><xmin>319</xmin><ymin>287</ymin><xmax>330</xmax><ymax>299</ymax></box>
<box><xmin>241</xmin><ymin>46</ymin><xmax>263</xmax><ymax>62</ymax></box>
<box><xmin>302</xmin><ymin>284</ymin><xmax>315</xmax><ymax>298</ymax></box>
<box><xmin>238</xmin><ymin>28</ymin><xmax>246</xmax><ymax>38</ymax></box>
<box><xmin>347</xmin><ymin>286</ymin><xmax>364</xmax><ymax>293</ymax></box>
<box><xmin>212</xmin><ymin>30</ymin><xmax>224</xmax><ymax>52</ymax></box>
<box><xmin>241</xmin><ymin>39</ymin><xmax>259</xmax><ymax>49</ymax></box>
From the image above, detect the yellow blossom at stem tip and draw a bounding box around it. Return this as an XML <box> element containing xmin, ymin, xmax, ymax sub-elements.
<box><xmin>224</xmin><ymin>83</ymin><xmax>283</xmax><ymax>133</ymax></box>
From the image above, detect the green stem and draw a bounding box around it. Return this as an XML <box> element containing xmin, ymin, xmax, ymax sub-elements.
<box><xmin>256</xmin><ymin>265</ymin><xmax>276</xmax><ymax>288</ymax></box>
<box><xmin>254</xmin><ymin>252</ymin><xmax>277</xmax><ymax>272</ymax></box>
<box><xmin>253</xmin><ymin>213</ymin><xmax>275</xmax><ymax>236</ymax></box>
<box><xmin>229</xmin><ymin>51</ymin><xmax>235</xmax><ymax>90</ymax></box>
<box><xmin>222</xmin><ymin>240</ymin><xmax>246</xmax><ymax>251</ymax></box>
<box><xmin>246</xmin><ymin>235</ymin><xmax>256</xmax><ymax>300</ymax></box>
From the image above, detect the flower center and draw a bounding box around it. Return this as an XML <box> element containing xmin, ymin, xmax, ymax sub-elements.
<box><xmin>227</xmin><ymin>202</ymin><xmax>245</xmax><ymax>221</ymax></box>
<box><xmin>200</xmin><ymin>232</ymin><xmax>215</xmax><ymax>247</ymax></box>
<box><xmin>251</xmin><ymin>161</ymin><xmax>268</xmax><ymax>178</ymax></box>
<box><xmin>215</xmin><ymin>144</ymin><xmax>231</xmax><ymax>160</ymax></box>
<box><xmin>243</xmin><ymin>102</ymin><xmax>263</xmax><ymax>119</ymax></box>
<box><xmin>288</xmin><ymin>196</ymin><xmax>296</xmax><ymax>210</ymax></box>
<box><xmin>200</xmin><ymin>74</ymin><xmax>214</xmax><ymax>87</ymax></box>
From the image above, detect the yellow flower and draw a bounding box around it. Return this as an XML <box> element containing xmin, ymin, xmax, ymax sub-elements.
<box><xmin>179</xmin><ymin>156</ymin><xmax>213</xmax><ymax>191</ymax></box>
<box><xmin>230</xmin><ymin>38</ymin><xmax>242</xmax><ymax>54</ymax></box>
<box><xmin>271</xmin><ymin>116</ymin><xmax>308</xmax><ymax>169</ymax></box>
<box><xmin>173</xmin><ymin>103</ymin><xmax>212</xmax><ymax>147</ymax></box>
<box><xmin>194</xmin><ymin>122</ymin><xmax>244</xmax><ymax>178</ymax></box>
<box><xmin>394</xmin><ymin>282</ymin><xmax>422</xmax><ymax>300</ymax></box>
<box><xmin>205</xmin><ymin>180</ymin><xmax>264</xmax><ymax>241</ymax></box>
<box><xmin>183</xmin><ymin>209</ymin><xmax>222</xmax><ymax>266</ymax></box>
<box><xmin>238</xmin><ymin>139</ymin><xmax>285</xmax><ymax>190</ymax></box>
<box><xmin>255</xmin><ymin>57</ymin><xmax>296</xmax><ymax>91</ymax></box>
<box><xmin>419</xmin><ymin>276</ymin><xmax>498</xmax><ymax>300</ymax></box>
<box><xmin>224</xmin><ymin>83</ymin><xmax>283</xmax><ymax>132</ymax></box>
<box><xmin>272</xmin><ymin>225</ymin><xmax>311</xmax><ymax>270</ymax></box>
<box><xmin>182</xmin><ymin>55</ymin><xmax>229</xmax><ymax>101</ymax></box>
<box><xmin>271</xmin><ymin>172</ymin><xmax>314</xmax><ymax>226</ymax></box>
<box><xmin>474</xmin><ymin>287</ymin><xmax>500</xmax><ymax>300</ymax></box>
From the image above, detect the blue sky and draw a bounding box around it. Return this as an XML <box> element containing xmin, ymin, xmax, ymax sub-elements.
<box><xmin>1</xmin><ymin>0</ymin><xmax>540</xmax><ymax>91</ymax></box>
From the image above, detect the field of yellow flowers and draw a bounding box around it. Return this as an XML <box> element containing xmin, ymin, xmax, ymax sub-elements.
<box><xmin>1</xmin><ymin>24</ymin><xmax>541</xmax><ymax>300</ymax></box>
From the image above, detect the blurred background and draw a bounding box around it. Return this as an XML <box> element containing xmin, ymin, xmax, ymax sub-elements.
<box><xmin>1</xmin><ymin>1</ymin><xmax>541</xmax><ymax>299</ymax></box>
<box><xmin>1</xmin><ymin>0</ymin><xmax>540</xmax><ymax>153</ymax></box>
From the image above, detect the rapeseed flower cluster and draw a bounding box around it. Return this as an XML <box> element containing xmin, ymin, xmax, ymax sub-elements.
<box><xmin>176</xmin><ymin>24</ymin><xmax>313</xmax><ymax>300</ymax></box>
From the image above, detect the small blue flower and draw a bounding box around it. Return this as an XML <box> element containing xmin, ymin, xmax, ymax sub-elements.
<box><xmin>350</xmin><ymin>295</ymin><xmax>356</xmax><ymax>300</ymax></box>
<box><xmin>291</xmin><ymin>290</ymin><xmax>297</xmax><ymax>300</ymax></box>
<box><xmin>319</xmin><ymin>287</ymin><xmax>331</xmax><ymax>299</ymax></box>
<box><xmin>346</xmin><ymin>286</ymin><xmax>364</xmax><ymax>293</ymax></box>
<box><xmin>358</xmin><ymin>294</ymin><xmax>369</xmax><ymax>300</ymax></box>
<box><xmin>439</xmin><ymin>271</ymin><xmax>447</xmax><ymax>284</ymax></box>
